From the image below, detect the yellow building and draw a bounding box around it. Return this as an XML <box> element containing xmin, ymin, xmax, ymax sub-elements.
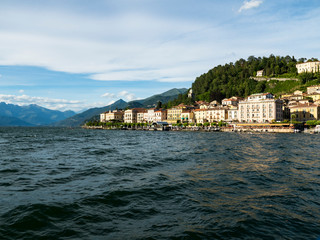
<box><xmin>181</xmin><ymin>110</ymin><xmax>194</xmax><ymax>124</ymax></box>
<box><xmin>167</xmin><ymin>104</ymin><xmax>187</xmax><ymax>124</ymax></box>
<box><xmin>206</xmin><ymin>107</ymin><xmax>228</xmax><ymax>122</ymax></box>
<box><xmin>100</xmin><ymin>110</ymin><xmax>124</xmax><ymax>122</ymax></box>
<box><xmin>289</xmin><ymin>103</ymin><xmax>320</xmax><ymax>122</ymax></box>
<box><xmin>307</xmin><ymin>93</ymin><xmax>320</xmax><ymax>102</ymax></box>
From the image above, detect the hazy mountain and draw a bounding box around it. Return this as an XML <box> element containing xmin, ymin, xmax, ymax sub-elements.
<box><xmin>54</xmin><ymin>88</ymin><xmax>188</xmax><ymax>127</ymax></box>
<box><xmin>0</xmin><ymin>102</ymin><xmax>76</xmax><ymax>126</ymax></box>
<box><xmin>0</xmin><ymin>116</ymin><xmax>35</xmax><ymax>126</ymax></box>
<box><xmin>52</xmin><ymin>99</ymin><xmax>128</xmax><ymax>127</ymax></box>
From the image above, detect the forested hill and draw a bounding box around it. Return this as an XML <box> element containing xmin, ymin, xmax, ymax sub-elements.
<box><xmin>192</xmin><ymin>55</ymin><xmax>302</xmax><ymax>102</ymax></box>
<box><xmin>165</xmin><ymin>55</ymin><xmax>320</xmax><ymax>107</ymax></box>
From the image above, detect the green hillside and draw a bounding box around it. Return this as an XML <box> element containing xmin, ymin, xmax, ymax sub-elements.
<box><xmin>167</xmin><ymin>55</ymin><xmax>320</xmax><ymax>105</ymax></box>
<box><xmin>129</xmin><ymin>88</ymin><xmax>187</xmax><ymax>108</ymax></box>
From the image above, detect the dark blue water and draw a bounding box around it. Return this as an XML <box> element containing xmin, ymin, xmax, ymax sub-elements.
<box><xmin>0</xmin><ymin>127</ymin><xmax>320</xmax><ymax>239</ymax></box>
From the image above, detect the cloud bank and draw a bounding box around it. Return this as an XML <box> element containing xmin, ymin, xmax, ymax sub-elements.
<box><xmin>0</xmin><ymin>5</ymin><xmax>206</xmax><ymax>83</ymax></box>
<box><xmin>239</xmin><ymin>0</ymin><xmax>263</xmax><ymax>12</ymax></box>
<box><xmin>0</xmin><ymin>94</ymin><xmax>85</xmax><ymax>111</ymax></box>
<box><xmin>101</xmin><ymin>90</ymin><xmax>137</xmax><ymax>102</ymax></box>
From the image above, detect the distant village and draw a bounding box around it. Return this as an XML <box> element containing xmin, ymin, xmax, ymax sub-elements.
<box><xmin>97</xmin><ymin>61</ymin><xmax>320</xmax><ymax>133</ymax></box>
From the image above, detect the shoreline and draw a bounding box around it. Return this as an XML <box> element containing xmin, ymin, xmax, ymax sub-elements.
<box><xmin>82</xmin><ymin>125</ymin><xmax>302</xmax><ymax>133</ymax></box>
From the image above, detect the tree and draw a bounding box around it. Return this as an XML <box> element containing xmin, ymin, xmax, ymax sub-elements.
<box><xmin>156</xmin><ymin>101</ymin><xmax>162</xmax><ymax>109</ymax></box>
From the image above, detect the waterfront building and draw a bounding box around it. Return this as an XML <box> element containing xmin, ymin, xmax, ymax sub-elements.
<box><xmin>181</xmin><ymin>110</ymin><xmax>194</xmax><ymax>124</ymax></box>
<box><xmin>238</xmin><ymin>93</ymin><xmax>283</xmax><ymax>123</ymax></box>
<box><xmin>307</xmin><ymin>85</ymin><xmax>320</xmax><ymax>94</ymax></box>
<box><xmin>154</xmin><ymin>109</ymin><xmax>167</xmax><ymax>122</ymax></box>
<box><xmin>147</xmin><ymin>108</ymin><xmax>156</xmax><ymax>123</ymax></box>
<box><xmin>206</xmin><ymin>107</ymin><xmax>228</xmax><ymax>122</ymax></box>
<box><xmin>100</xmin><ymin>110</ymin><xmax>124</xmax><ymax>123</ymax></box>
<box><xmin>124</xmin><ymin>108</ymin><xmax>145</xmax><ymax>123</ymax></box>
<box><xmin>227</xmin><ymin>106</ymin><xmax>238</xmax><ymax>122</ymax></box>
<box><xmin>137</xmin><ymin>109</ymin><xmax>148</xmax><ymax>123</ymax></box>
<box><xmin>193</xmin><ymin>109</ymin><xmax>207</xmax><ymax>124</ymax></box>
<box><xmin>289</xmin><ymin>102</ymin><xmax>320</xmax><ymax>122</ymax></box>
<box><xmin>124</xmin><ymin>109</ymin><xmax>137</xmax><ymax>123</ymax></box>
<box><xmin>167</xmin><ymin>104</ymin><xmax>187</xmax><ymax>124</ymax></box>
<box><xmin>100</xmin><ymin>112</ymin><xmax>107</xmax><ymax>122</ymax></box>
<box><xmin>296</xmin><ymin>61</ymin><xmax>320</xmax><ymax>74</ymax></box>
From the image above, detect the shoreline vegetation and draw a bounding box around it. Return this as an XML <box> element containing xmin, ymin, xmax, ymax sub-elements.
<box><xmin>83</xmin><ymin>121</ymin><xmax>320</xmax><ymax>134</ymax></box>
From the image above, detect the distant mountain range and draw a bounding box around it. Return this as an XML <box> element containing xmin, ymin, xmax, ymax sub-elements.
<box><xmin>0</xmin><ymin>102</ymin><xmax>76</xmax><ymax>126</ymax></box>
<box><xmin>51</xmin><ymin>99</ymin><xmax>128</xmax><ymax>127</ymax></box>
<box><xmin>53</xmin><ymin>88</ymin><xmax>188</xmax><ymax>127</ymax></box>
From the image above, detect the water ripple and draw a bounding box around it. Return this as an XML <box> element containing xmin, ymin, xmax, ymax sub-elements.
<box><xmin>0</xmin><ymin>128</ymin><xmax>320</xmax><ymax>239</ymax></box>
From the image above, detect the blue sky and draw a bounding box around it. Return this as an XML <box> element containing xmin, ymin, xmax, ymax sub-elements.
<box><xmin>0</xmin><ymin>0</ymin><xmax>319</xmax><ymax>111</ymax></box>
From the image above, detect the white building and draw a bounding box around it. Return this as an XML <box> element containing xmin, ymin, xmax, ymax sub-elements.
<box><xmin>124</xmin><ymin>108</ymin><xmax>146</xmax><ymax>123</ymax></box>
<box><xmin>307</xmin><ymin>85</ymin><xmax>320</xmax><ymax>94</ymax></box>
<box><xmin>147</xmin><ymin>108</ymin><xmax>156</xmax><ymax>123</ymax></box>
<box><xmin>296</xmin><ymin>61</ymin><xmax>320</xmax><ymax>74</ymax></box>
<box><xmin>256</xmin><ymin>69</ymin><xmax>264</xmax><ymax>77</ymax></box>
<box><xmin>227</xmin><ymin>106</ymin><xmax>238</xmax><ymax>122</ymax></box>
<box><xmin>222</xmin><ymin>97</ymin><xmax>242</xmax><ymax>107</ymax></box>
<box><xmin>137</xmin><ymin>109</ymin><xmax>148</xmax><ymax>123</ymax></box>
<box><xmin>238</xmin><ymin>93</ymin><xmax>283</xmax><ymax>123</ymax></box>
<box><xmin>193</xmin><ymin>109</ymin><xmax>207</xmax><ymax>124</ymax></box>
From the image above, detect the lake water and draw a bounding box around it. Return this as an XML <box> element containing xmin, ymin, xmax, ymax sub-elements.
<box><xmin>0</xmin><ymin>127</ymin><xmax>320</xmax><ymax>239</ymax></box>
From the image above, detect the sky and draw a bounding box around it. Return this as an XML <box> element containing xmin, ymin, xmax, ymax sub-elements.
<box><xmin>0</xmin><ymin>0</ymin><xmax>319</xmax><ymax>112</ymax></box>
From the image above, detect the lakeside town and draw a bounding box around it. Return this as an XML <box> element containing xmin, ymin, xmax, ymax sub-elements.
<box><xmin>91</xmin><ymin>61</ymin><xmax>320</xmax><ymax>133</ymax></box>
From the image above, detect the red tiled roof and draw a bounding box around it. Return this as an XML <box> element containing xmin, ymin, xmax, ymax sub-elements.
<box><xmin>290</xmin><ymin>103</ymin><xmax>319</xmax><ymax>108</ymax></box>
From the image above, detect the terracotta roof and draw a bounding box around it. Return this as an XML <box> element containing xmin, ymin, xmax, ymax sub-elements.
<box><xmin>290</xmin><ymin>103</ymin><xmax>319</xmax><ymax>108</ymax></box>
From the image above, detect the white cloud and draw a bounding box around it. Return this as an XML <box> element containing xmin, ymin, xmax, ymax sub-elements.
<box><xmin>239</xmin><ymin>0</ymin><xmax>263</xmax><ymax>12</ymax></box>
<box><xmin>0</xmin><ymin>5</ymin><xmax>211</xmax><ymax>83</ymax></box>
<box><xmin>0</xmin><ymin>94</ymin><xmax>83</xmax><ymax>111</ymax></box>
<box><xmin>101</xmin><ymin>90</ymin><xmax>138</xmax><ymax>102</ymax></box>
<box><xmin>19</xmin><ymin>89</ymin><xmax>24</xmax><ymax>93</ymax></box>
<box><xmin>118</xmin><ymin>91</ymin><xmax>136</xmax><ymax>101</ymax></box>
<box><xmin>101</xmin><ymin>92</ymin><xmax>116</xmax><ymax>98</ymax></box>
